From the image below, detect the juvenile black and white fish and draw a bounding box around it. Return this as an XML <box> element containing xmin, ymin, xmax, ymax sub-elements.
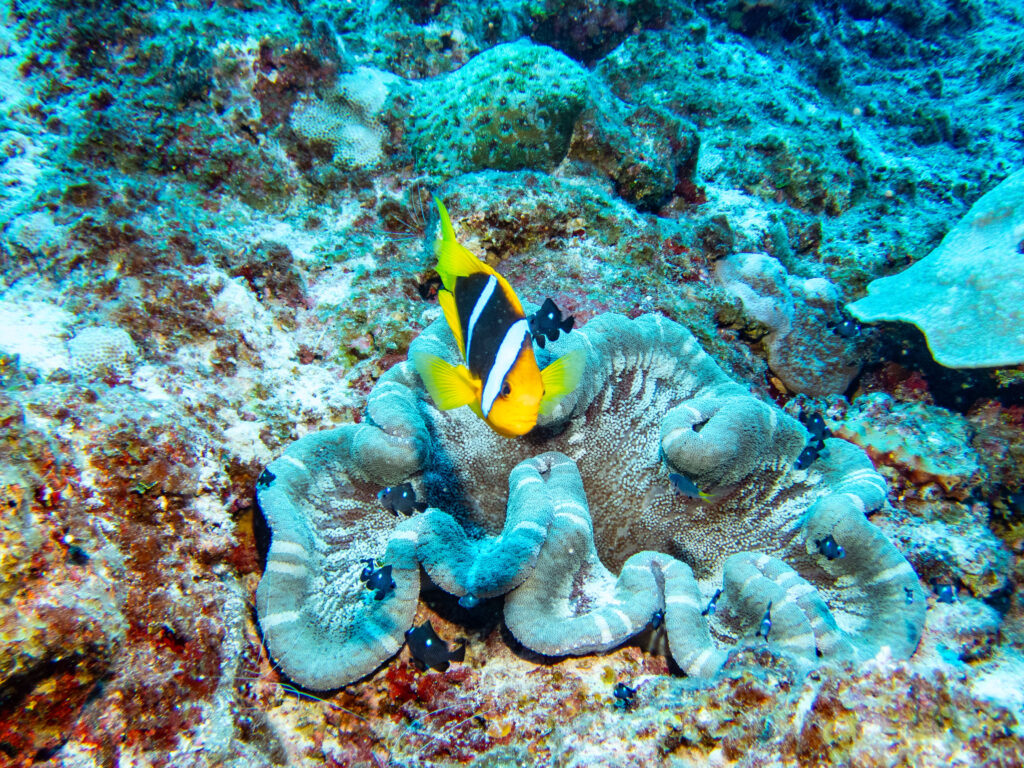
<box><xmin>832</xmin><ymin>318</ymin><xmax>861</xmax><ymax>338</ymax></box>
<box><xmin>405</xmin><ymin>621</ymin><xmax>466</xmax><ymax>672</ymax></box>
<box><xmin>756</xmin><ymin>601</ymin><xmax>773</xmax><ymax>640</ymax></box>
<box><xmin>378</xmin><ymin>482</ymin><xmax>427</xmax><ymax>515</ymax></box>
<box><xmin>359</xmin><ymin>559</ymin><xmax>396</xmax><ymax>601</ymax></box>
<box><xmin>795</xmin><ymin>446</ymin><xmax>819</xmax><ymax>470</ymax></box>
<box><xmin>795</xmin><ymin>412</ymin><xmax>830</xmax><ymax>469</ymax></box>
<box><xmin>814</xmin><ymin>534</ymin><xmax>846</xmax><ymax>560</ymax></box>
<box><xmin>932</xmin><ymin>580</ymin><xmax>956</xmax><ymax>604</ymax></box>
<box><xmin>802</xmin><ymin>412</ymin><xmax>829</xmax><ymax>447</ymax></box>
<box><xmin>613</xmin><ymin>682</ymin><xmax>637</xmax><ymax>711</ymax></box>
<box><xmin>528</xmin><ymin>297</ymin><xmax>575</xmax><ymax>349</ymax></box>
<box><xmin>701</xmin><ymin>589</ymin><xmax>722</xmax><ymax>617</ymax></box>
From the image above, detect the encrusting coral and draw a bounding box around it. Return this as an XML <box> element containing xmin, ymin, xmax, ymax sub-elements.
<box><xmin>256</xmin><ymin>312</ymin><xmax>926</xmax><ymax>690</ymax></box>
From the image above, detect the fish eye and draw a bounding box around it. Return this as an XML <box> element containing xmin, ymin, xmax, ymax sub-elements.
<box><xmin>501</xmin><ymin>382</ymin><xmax>511</xmax><ymax>397</ymax></box>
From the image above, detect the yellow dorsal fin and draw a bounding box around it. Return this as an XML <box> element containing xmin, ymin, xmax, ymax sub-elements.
<box><xmin>433</xmin><ymin>196</ymin><xmax>491</xmax><ymax>293</ymax></box>
<box><xmin>437</xmin><ymin>289</ymin><xmax>465</xmax><ymax>359</ymax></box>
<box><xmin>538</xmin><ymin>348</ymin><xmax>586</xmax><ymax>416</ymax></box>
<box><xmin>433</xmin><ymin>196</ymin><xmax>526</xmax><ymax>316</ymax></box>
<box><xmin>411</xmin><ymin>350</ymin><xmax>479</xmax><ymax>410</ymax></box>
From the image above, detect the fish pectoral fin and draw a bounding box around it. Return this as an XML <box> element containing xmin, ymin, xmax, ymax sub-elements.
<box><xmin>412</xmin><ymin>351</ymin><xmax>478</xmax><ymax>411</ymax></box>
<box><xmin>437</xmin><ymin>289</ymin><xmax>466</xmax><ymax>358</ymax></box>
<box><xmin>538</xmin><ymin>348</ymin><xmax>586</xmax><ymax>416</ymax></box>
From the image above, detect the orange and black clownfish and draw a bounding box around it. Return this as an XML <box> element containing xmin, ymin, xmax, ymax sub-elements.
<box><xmin>412</xmin><ymin>198</ymin><xmax>585</xmax><ymax>438</ymax></box>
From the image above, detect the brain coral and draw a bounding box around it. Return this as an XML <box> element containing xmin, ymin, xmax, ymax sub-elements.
<box><xmin>255</xmin><ymin>313</ymin><xmax>926</xmax><ymax>690</ymax></box>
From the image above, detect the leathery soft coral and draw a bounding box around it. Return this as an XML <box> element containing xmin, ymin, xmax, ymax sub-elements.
<box><xmin>255</xmin><ymin>313</ymin><xmax>926</xmax><ymax>690</ymax></box>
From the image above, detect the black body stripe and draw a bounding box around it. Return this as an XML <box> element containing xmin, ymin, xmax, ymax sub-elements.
<box><xmin>454</xmin><ymin>272</ymin><xmax>523</xmax><ymax>380</ymax></box>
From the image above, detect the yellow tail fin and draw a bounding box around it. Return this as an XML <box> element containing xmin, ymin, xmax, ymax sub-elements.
<box><xmin>539</xmin><ymin>348</ymin><xmax>586</xmax><ymax>416</ymax></box>
<box><xmin>412</xmin><ymin>350</ymin><xmax>479</xmax><ymax>410</ymax></box>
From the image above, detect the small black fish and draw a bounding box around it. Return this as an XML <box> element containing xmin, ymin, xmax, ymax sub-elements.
<box><xmin>650</xmin><ymin>609</ymin><xmax>665</xmax><ymax>629</ymax></box>
<box><xmin>832</xmin><ymin>318</ymin><xmax>861</xmax><ymax>338</ymax></box>
<box><xmin>802</xmin><ymin>413</ymin><xmax>829</xmax><ymax>450</ymax></box>
<box><xmin>796</xmin><ymin>412</ymin><xmax>830</xmax><ymax>467</ymax></box>
<box><xmin>1008</xmin><ymin>490</ymin><xmax>1024</xmax><ymax>516</ymax></box>
<box><xmin>359</xmin><ymin>560</ymin><xmax>396</xmax><ymax>601</ymax></box>
<box><xmin>256</xmin><ymin>468</ymin><xmax>276</xmax><ymax>488</ymax></box>
<box><xmin>795</xmin><ymin>445</ymin><xmax>819</xmax><ymax>470</ymax></box>
<box><xmin>613</xmin><ymin>682</ymin><xmax>637</xmax><ymax>711</ymax></box>
<box><xmin>814</xmin><ymin>534</ymin><xmax>846</xmax><ymax>560</ymax></box>
<box><xmin>528</xmin><ymin>297</ymin><xmax>575</xmax><ymax>349</ymax></box>
<box><xmin>378</xmin><ymin>482</ymin><xmax>427</xmax><ymax>515</ymax></box>
<box><xmin>904</xmin><ymin>586</ymin><xmax>915</xmax><ymax>605</ymax></box>
<box><xmin>405</xmin><ymin>621</ymin><xmax>466</xmax><ymax>672</ymax></box>
<box><xmin>756</xmin><ymin>601</ymin><xmax>772</xmax><ymax>641</ymax></box>
<box><xmin>932</xmin><ymin>580</ymin><xmax>956</xmax><ymax>604</ymax></box>
<box><xmin>669</xmin><ymin>473</ymin><xmax>710</xmax><ymax>500</ymax></box>
<box><xmin>67</xmin><ymin>544</ymin><xmax>90</xmax><ymax>566</ymax></box>
<box><xmin>701</xmin><ymin>588</ymin><xmax>722</xmax><ymax>617</ymax></box>
<box><xmin>802</xmin><ymin>412</ymin><xmax>827</xmax><ymax>437</ymax></box>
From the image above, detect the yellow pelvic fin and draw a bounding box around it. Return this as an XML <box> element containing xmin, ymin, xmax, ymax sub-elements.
<box><xmin>433</xmin><ymin>196</ymin><xmax>494</xmax><ymax>293</ymax></box>
<box><xmin>437</xmin><ymin>289</ymin><xmax>465</xmax><ymax>359</ymax></box>
<box><xmin>411</xmin><ymin>350</ymin><xmax>479</xmax><ymax>411</ymax></box>
<box><xmin>538</xmin><ymin>348</ymin><xmax>586</xmax><ymax>416</ymax></box>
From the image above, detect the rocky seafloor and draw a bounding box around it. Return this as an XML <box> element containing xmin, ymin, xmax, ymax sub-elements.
<box><xmin>0</xmin><ymin>0</ymin><xmax>1023</xmax><ymax>766</ymax></box>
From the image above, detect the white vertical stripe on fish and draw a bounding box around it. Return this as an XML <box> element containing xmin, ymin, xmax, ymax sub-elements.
<box><xmin>481</xmin><ymin>318</ymin><xmax>529</xmax><ymax>416</ymax></box>
<box><xmin>464</xmin><ymin>274</ymin><xmax>497</xmax><ymax>365</ymax></box>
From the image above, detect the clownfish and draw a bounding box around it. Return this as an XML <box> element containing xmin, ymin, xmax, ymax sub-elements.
<box><xmin>412</xmin><ymin>198</ymin><xmax>585</xmax><ymax>438</ymax></box>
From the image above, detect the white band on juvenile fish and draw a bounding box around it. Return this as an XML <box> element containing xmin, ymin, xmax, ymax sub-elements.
<box><xmin>481</xmin><ymin>318</ymin><xmax>529</xmax><ymax>416</ymax></box>
<box><xmin>464</xmin><ymin>274</ymin><xmax>497</xmax><ymax>364</ymax></box>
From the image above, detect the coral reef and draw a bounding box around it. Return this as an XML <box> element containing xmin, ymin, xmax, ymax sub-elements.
<box><xmin>67</xmin><ymin>326</ymin><xmax>140</xmax><ymax>381</ymax></box>
<box><xmin>0</xmin><ymin>0</ymin><xmax>1022</xmax><ymax>763</ymax></box>
<box><xmin>289</xmin><ymin>67</ymin><xmax>395</xmax><ymax>169</ymax></box>
<box><xmin>832</xmin><ymin>392</ymin><xmax>981</xmax><ymax>497</ymax></box>
<box><xmin>396</xmin><ymin>39</ymin><xmax>698</xmax><ymax>209</ymax></box>
<box><xmin>256</xmin><ymin>312</ymin><xmax>925</xmax><ymax>690</ymax></box>
<box><xmin>716</xmin><ymin>252</ymin><xmax>863</xmax><ymax>396</ymax></box>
